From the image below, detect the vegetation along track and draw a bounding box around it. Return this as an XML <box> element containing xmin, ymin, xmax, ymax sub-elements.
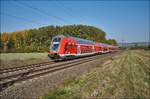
<box><xmin>42</xmin><ymin>50</ymin><xmax>149</xmax><ymax>98</ymax></box>
<box><xmin>0</xmin><ymin>52</ymin><xmax>122</xmax><ymax>91</ymax></box>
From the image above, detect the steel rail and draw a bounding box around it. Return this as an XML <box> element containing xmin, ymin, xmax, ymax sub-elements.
<box><xmin>0</xmin><ymin>61</ymin><xmax>54</xmax><ymax>74</ymax></box>
<box><xmin>0</xmin><ymin>52</ymin><xmax>121</xmax><ymax>91</ymax></box>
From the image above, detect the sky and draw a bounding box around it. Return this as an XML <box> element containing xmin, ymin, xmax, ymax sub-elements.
<box><xmin>0</xmin><ymin>0</ymin><xmax>149</xmax><ymax>43</ymax></box>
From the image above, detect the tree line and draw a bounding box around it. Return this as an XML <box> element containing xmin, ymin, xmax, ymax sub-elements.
<box><xmin>0</xmin><ymin>25</ymin><xmax>117</xmax><ymax>53</ymax></box>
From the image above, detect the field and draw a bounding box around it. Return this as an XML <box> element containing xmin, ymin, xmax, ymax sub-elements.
<box><xmin>0</xmin><ymin>53</ymin><xmax>50</xmax><ymax>69</ymax></box>
<box><xmin>43</xmin><ymin>50</ymin><xmax>150</xmax><ymax>99</ymax></box>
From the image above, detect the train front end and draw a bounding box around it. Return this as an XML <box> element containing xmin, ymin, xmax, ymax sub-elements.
<box><xmin>48</xmin><ymin>35</ymin><xmax>63</xmax><ymax>60</ymax></box>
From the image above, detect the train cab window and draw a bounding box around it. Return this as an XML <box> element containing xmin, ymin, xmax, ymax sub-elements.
<box><xmin>52</xmin><ymin>43</ymin><xmax>59</xmax><ymax>50</ymax></box>
<box><xmin>51</xmin><ymin>37</ymin><xmax>61</xmax><ymax>52</ymax></box>
<box><xmin>53</xmin><ymin>38</ymin><xmax>61</xmax><ymax>42</ymax></box>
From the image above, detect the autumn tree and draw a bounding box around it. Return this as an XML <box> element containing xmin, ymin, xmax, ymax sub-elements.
<box><xmin>0</xmin><ymin>25</ymin><xmax>117</xmax><ymax>52</ymax></box>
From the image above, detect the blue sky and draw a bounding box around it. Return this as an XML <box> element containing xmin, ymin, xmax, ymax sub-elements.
<box><xmin>0</xmin><ymin>0</ymin><xmax>149</xmax><ymax>43</ymax></box>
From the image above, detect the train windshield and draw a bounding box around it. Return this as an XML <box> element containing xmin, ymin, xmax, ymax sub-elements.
<box><xmin>51</xmin><ymin>37</ymin><xmax>61</xmax><ymax>52</ymax></box>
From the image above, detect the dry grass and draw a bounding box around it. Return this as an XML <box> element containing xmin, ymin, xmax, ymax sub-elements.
<box><xmin>0</xmin><ymin>53</ymin><xmax>50</xmax><ymax>69</ymax></box>
<box><xmin>43</xmin><ymin>50</ymin><xmax>150</xmax><ymax>99</ymax></box>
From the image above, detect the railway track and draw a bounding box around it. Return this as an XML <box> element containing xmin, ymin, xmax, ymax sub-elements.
<box><xmin>0</xmin><ymin>52</ymin><xmax>121</xmax><ymax>91</ymax></box>
<box><xmin>0</xmin><ymin>61</ymin><xmax>54</xmax><ymax>74</ymax></box>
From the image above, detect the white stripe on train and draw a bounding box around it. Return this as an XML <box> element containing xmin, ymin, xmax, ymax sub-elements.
<box><xmin>59</xmin><ymin>50</ymin><xmax>109</xmax><ymax>57</ymax></box>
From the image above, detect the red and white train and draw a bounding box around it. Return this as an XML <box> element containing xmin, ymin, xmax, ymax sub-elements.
<box><xmin>48</xmin><ymin>35</ymin><xmax>118</xmax><ymax>60</ymax></box>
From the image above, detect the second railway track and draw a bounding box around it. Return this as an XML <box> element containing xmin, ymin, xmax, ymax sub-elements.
<box><xmin>0</xmin><ymin>52</ymin><xmax>122</xmax><ymax>91</ymax></box>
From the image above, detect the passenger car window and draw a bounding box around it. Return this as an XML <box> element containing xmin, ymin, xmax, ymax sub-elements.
<box><xmin>70</xmin><ymin>43</ymin><xmax>72</xmax><ymax>48</ymax></box>
<box><xmin>74</xmin><ymin>44</ymin><xmax>76</xmax><ymax>48</ymax></box>
<box><xmin>65</xmin><ymin>43</ymin><xmax>68</xmax><ymax>48</ymax></box>
<box><xmin>64</xmin><ymin>43</ymin><xmax>68</xmax><ymax>51</ymax></box>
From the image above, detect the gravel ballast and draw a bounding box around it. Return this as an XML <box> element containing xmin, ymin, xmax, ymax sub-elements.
<box><xmin>0</xmin><ymin>54</ymin><xmax>118</xmax><ymax>99</ymax></box>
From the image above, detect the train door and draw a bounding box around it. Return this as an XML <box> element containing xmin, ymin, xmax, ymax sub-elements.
<box><xmin>73</xmin><ymin>43</ymin><xmax>77</xmax><ymax>54</ymax></box>
<box><xmin>77</xmin><ymin>45</ymin><xmax>81</xmax><ymax>54</ymax></box>
<box><xmin>64</xmin><ymin>43</ymin><xmax>68</xmax><ymax>54</ymax></box>
<box><xmin>92</xmin><ymin>45</ymin><xmax>95</xmax><ymax>52</ymax></box>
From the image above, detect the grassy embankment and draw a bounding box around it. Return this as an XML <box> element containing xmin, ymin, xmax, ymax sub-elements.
<box><xmin>43</xmin><ymin>50</ymin><xmax>150</xmax><ymax>99</ymax></box>
<box><xmin>0</xmin><ymin>53</ymin><xmax>50</xmax><ymax>69</ymax></box>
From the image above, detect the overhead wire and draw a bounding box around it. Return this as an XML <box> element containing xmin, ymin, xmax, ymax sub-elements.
<box><xmin>15</xmin><ymin>0</ymin><xmax>72</xmax><ymax>24</ymax></box>
<box><xmin>56</xmin><ymin>1</ymin><xmax>86</xmax><ymax>24</ymax></box>
<box><xmin>1</xmin><ymin>1</ymin><xmax>82</xmax><ymax>32</ymax></box>
<box><xmin>0</xmin><ymin>12</ymin><xmax>42</xmax><ymax>24</ymax></box>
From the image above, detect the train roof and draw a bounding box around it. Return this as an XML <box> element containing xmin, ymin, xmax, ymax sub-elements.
<box><xmin>60</xmin><ymin>35</ymin><xmax>95</xmax><ymax>44</ymax></box>
<box><xmin>53</xmin><ymin>35</ymin><xmax>116</xmax><ymax>46</ymax></box>
<box><xmin>73</xmin><ymin>37</ymin><xmax>95</xmax><ymax>45</ymax></box>
<box><xmin>98</xmin><ymin>43</ymin><xmax>108</xmax><ymax>46</ymax></box>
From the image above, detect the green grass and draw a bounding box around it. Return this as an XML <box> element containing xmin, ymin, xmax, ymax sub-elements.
<box><xmin>0</xmin><ymin>53</ymin><xmax>50</xmax><ymax>69</ymax></box>
<box><xmin>43</xmin><ymin>50</ymin><xmax>150</xmax><ymax>99</ymax></box>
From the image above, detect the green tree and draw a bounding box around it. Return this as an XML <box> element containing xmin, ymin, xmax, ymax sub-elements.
<box><xmin>106</xmin><ymin>39</ymin><xmax>117</xmax><ymax>45</ymax></box>
<box><xmin>7</xmin><ymin>38</ymin><xmax>15</xmax><ymax>49</ymax></box>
